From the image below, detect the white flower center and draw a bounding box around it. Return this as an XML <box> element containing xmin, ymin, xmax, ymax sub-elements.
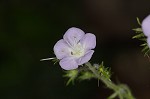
<box><xmin>70</xmin><ymin>43</ymin><xmax>85</xmax><ymax>58</ymax></box>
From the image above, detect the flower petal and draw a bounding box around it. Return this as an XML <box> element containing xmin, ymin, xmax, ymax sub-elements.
<box><xmin>77</xmin><ymin>50</ymin><xmax>94</xmax><ymax>65</ymax></box>
<box><xmin>80</xmin><ymin>33</ymin><xmax>96</xmax><ymax>50</ymax></box>
<box><xmin>147</xmin><ymin>37</ymin><xmax>150</xmax><ymax>48</ymax></box>
<box><xmin>63</xmin><ymin>27</ymin><xmax>85</xmax><ymax>46</ymax></box>
<box><xmin>142</xmin><ymin>15</ymin><xmax>150</xmax><ymax>37</ymax></box>
<box><xmin>59</xmin><ymin>57</ymin><xmax>78</xmax><ymax>70</ymax></box>
<box><xmin>53</xmin><ymin>39</ymin><xmax>70</xmax><ymax>59</ymax></box>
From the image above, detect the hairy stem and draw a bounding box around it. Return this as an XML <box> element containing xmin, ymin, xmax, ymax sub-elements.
<box><xmin>85</xmin><ymin>62</ymin><xmax>135</xmax><ymax>99</ymax></box>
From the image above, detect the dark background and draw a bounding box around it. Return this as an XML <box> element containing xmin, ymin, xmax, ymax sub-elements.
<box><xmin>0</xmin><ymin>0</ymin><xmax>150</xmax><ymax>99</ymax></box>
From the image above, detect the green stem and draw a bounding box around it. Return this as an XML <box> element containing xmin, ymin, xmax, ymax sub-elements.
<box><xmin>85</xmin><ymin>62</ymin><xmax>135</xmax><ymax>99</ymax></box>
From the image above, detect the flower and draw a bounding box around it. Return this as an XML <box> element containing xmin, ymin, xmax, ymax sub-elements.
<box><xmin>142</xmin><ymin>15</ymin><xmax>150</xmax><ymax>37</ymax></box>
<box><xmin>54</xmin><ymin>27</ymin><xmax>96</xmax><ymax>70</ymax></box>
<box><xmin>142</xmin><ymin>15</ymin><xmax>150</xmax><ymax>47</ymax></box>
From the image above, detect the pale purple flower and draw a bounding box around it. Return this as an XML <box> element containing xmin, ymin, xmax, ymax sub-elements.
<box><xmin>54</xmin><ymin>27</ymin><xmax>96</xmax><ymax>70</ymax></box>
<box><xmin>147</xmin><ymin>37</ymin><xmax>150</xmax><ymax>47</ymax></box>
<box><xmin>142</xmin><ymin>15</ymin><xmax>150</xmax><ymax>37</ymax></box>
<box><xmin>142</xmin><ymin>15</ymin><xmax>150</xmax><ymax>47</ymax></box>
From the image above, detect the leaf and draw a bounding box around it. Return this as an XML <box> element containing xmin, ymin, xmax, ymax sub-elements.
<box><xmin>142</xmin><ymin>45</ymin><xmax>149</xmax><ymax>52</ymax></box>
<box><xmin>140</xmin><ymin>43</ymin><xmax>147</xmax><ymax>46</ymax></box>
<box><xmin>132</xmin><ymin>28</ymin><xmax>142</xmax><ymax>32</ymax></box>
<box><xmin>136</xmin><ymin>17</ymin><xmax>141</xmax><ymax>25</ymax></box>
<box><xmin>98</xmin><ymin>62</ymin><xmax>111</xmax><ymax>81</ymax></box>
<box><xmin>108</xmin><ymin>92</ymin><xmax>118</xmax><ymax>99</ymax></box>
<box><xmin>132</xmin><ymin>33</ymin><xmax>145</xmax><ymax>39</ymax></box>
<box><xmin>63</xmin><ymin>70</ymin><xmax>78</xmax><ymax>85</ymax></box>
<box><xmin>78</xmin><ymin>71</ymin><xmax>95</xmax><ymax>80</ymax></box>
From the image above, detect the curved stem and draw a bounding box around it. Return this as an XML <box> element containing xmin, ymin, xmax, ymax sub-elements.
<box><xmin>85</xmin><ymin>62</ymin><xmax>135</xmax><ymax>99</ymax></box>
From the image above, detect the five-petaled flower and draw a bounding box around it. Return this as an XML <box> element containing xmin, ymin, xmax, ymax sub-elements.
<box><xmin>142</xmin><ymin>15</ymin><xmax>150</xmax><ymax>47</ymax></box>
<box><xmin>54</xmin><ymin>27</ymin><xmax>96</xmax><ymax>70</ymax></box>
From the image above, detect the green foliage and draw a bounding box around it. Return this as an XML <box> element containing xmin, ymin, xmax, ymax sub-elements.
<box><xmin>85</xmin><ymin>62</ymin><xmax>135</xmax><ymax>99</ymax></box>
<box><xmin>108</xmin><ymin>84</ymin><xmax>134</xmax><ymax>99</ymax></box>
<box><xmin>136</xmin><ymin>17</ymin><xmax>141</xmax><ymax>25</ymax></box>
<box><xmin>78</xmin><ymin>71</ymin><xmax>95</xmax><ymax>80</ymax></box>
<box><xmin>42</xmin><ymin>55</ymin><xmax>135</xmax><ymax>98</ymax></box>
<box><xmin>63</xmin><ymin>70</ymin><xmax>79</xmax><ymax>85</ymax></box>
<box><xmin>64</xmin><ymin>62</ymin><xmax>135</xmax><ymax>99</ymax></box>
<box><xmin>64</xmin><ymin>62</ymin><xmax>111</xmax><ymax>85</ymax></box>
<box><xmin>97</xmin><ymin>62</ymin><xmax>111</xmax><ymax>81</ymax></box>
<box><xmin>133</xmin><ymin>18</ymin><xmax>150</xmax><ymax>56</ymax></box>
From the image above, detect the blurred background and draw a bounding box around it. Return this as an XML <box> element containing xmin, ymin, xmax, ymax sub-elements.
<box><xmin>0</xmin><ymin>0</ymin><xmax>150</xmax><ymax>99</ymax></box>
